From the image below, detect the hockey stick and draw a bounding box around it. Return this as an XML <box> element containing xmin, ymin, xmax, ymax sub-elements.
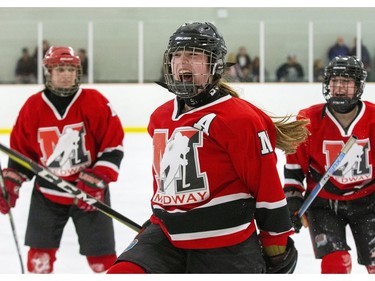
<box><xmin>298</xmin><ymin>135</ymin><xmax>358</xmax><ymax>218</ymax></box>
<box><xmin>0</xmin><ymin>161</ymin><xmax>25</xmax><ymax>274</ymax></box>
<box><xmin>0</xmin><ymin>142</ymin><xmax>142</xmax><ymax>232</ymax></box>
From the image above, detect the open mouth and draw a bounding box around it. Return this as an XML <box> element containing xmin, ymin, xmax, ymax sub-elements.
<box><xmin>178</xmin><ymin>70</ymin><xmax>193</xmax><ymax>82</ymax></box>
<box><xmin>332</xmin><ymin>92</ymin><xmax>347</xmax><ymax>97</ymax></box>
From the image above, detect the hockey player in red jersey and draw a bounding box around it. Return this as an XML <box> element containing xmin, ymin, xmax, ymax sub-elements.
<box><xmin>284</xmin><ymin>56</ymin><xmax>375</xmax><ymax>274</ymax></box>
<box><xmin>107</xmin><ymin>22</ymin><xmax>308</xmax><ymax>274</ymax></box>
<box><xmin>0</xmin><ymin>46</ymin><xmax>124</xmax><ymax>273</ymax></box>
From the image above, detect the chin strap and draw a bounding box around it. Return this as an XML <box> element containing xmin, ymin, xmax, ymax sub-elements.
<box><xmin>328</xmin><ymin>97</ymin><xmax>359</xmax><ymax>113</ymax></box>
<box><xmin>156</xmin><ymin>78</ymin><xmax>226</xmax><ymax>109</ymax></box>
<box><xmin>182</xmin><ymin>85</ymin><xmax>222</xmax><ymax>107</ymax></box>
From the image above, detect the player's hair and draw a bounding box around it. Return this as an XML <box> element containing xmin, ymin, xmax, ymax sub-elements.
<box><xmin>218</xmin><ymin>82</ymin><xmax>310</xmax><ymax>154</ymax></box>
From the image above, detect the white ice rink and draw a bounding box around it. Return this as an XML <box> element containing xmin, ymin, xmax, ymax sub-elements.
<box><xmin>0</xmin><ymin>133</ymin><xmax>370</xmax><ymax>275</ymax></box>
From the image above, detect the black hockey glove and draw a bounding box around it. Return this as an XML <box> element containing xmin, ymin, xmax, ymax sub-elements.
<box><xmin>263</xmin><ymin>237</ymin><xmax>298</xmax><ymax>274</ymax></box>
<box><xmin>285</xmin><ymin>190</ymin><xmax>304</xmax><ymax>233</ymax></box>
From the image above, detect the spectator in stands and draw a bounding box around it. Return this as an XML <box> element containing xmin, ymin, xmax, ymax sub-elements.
<box><xmin>233</xmin><ymin>47</ymin><xmax>254</xmax><ymax>82</ymax></box>
<box><xmin>15</xmin><ymin>47</ymin><xmax>37</xmax><ymax>84</ymax></box>
<box><xmin>238</xmin><ymin>67</ymin><xmax>253</xmax><ymax>82</ymax></box>
<box><xmin>222</xmin><ymin>67</ymin><xmax>240</xmax><ymax>83</ymax></box>
<box><xmin>251</xmin><ymin>56</ymin><xmax>260</xmax><ymax>82</ymax></box>
<box><xmin>327</xmin><ymin>36</ymin><xmax>349</xmax><ymax>61</ymax></box>
<box><xmin>313</xmin><ymin>59</ymin><xmax>325</xmax><ymax>82</ymax></box>
<box><xmin>33</xmin><ymin>40</ymin><xmax>51</xmax><ymax>82</ymax></box>
<box><xmin>78</xmin><ymin>48</ymin><xmax>88</xmax><ymax>83</ymax></box>
<box><xmin>349</xmin><ymin>38</ymin><xmax>371</xmax><ymax>80</ymax></box>
<box><xmin>276</xmin><ymin>54</ymin><xmax>304</xmax><ymax>82</ymax></box>
<box><xmin>222</xmin><ymin>52</ymin><xmax>240</xmax><ymax>82</ymax></box>
<box><xmin>236</xmin><ymin>46</ymin><xmax>252</xmax><ymax>71</ymax></box>
<box><xmin>33</xmin><ymin>40</ymin><xmax>50</xmax><ymax>61</ymax></box>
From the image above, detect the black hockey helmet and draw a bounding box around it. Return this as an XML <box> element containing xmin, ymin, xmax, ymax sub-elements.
<box><xmin>323</xmin><ymin>56</ymin><xmax>367</xmax><ymax>113</ymax></box>
<box><xmin>162</xmin><ymin>22</ymin><xmax>227</xmax><ymax>99</ymax></box>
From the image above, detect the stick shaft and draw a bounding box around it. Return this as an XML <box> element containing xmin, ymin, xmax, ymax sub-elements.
<box><xmin>0</xmin><ymin>162</ymin><xmax>25</xmax><ymax>274</ymax></box>
<box><xmin>0</xmin><ymin>142</ymin><xmax>142</xmax><ymax>232</ymax></box>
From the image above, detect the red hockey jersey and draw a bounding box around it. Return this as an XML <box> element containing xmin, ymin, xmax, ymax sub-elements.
<box><xmin>9</xmin><ymin>88</ymin><xmax>124</xmax><ymax>204</ymax></box>
<box><xmin>148</xmin><ymin>94</ymin><xmax>293</xmax><ymax>249</ymax></box>
<box><xmin>284</xmin><ymin>101</ymin><xmax>375</xmax><ymax>201</ymax></box>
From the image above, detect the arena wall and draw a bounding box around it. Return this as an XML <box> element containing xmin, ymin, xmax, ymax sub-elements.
<box><xmin>1</xmin><ymin>83</ymin><xmax>374</xmax><ymax>133</ymax></box>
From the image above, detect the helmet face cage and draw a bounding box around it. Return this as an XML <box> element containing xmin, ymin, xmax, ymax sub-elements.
<box><xmin>323</xmin><ymin>56</ymin><xmax>367</xmax><ymax>112</ymax></box>
<box><xmin>43</xmin><ymin>46</ymin><xmax>82</xmax><ymax>97</ymax></box>
<box><xmin>163</xmin><ymin>22</ymin><xmax>227</xmax><ymax>98</ymax></box>
<box><xmin>163</xmin><ymin>46</ymin><xmax>220</xmax><ymax>98</ymax></box>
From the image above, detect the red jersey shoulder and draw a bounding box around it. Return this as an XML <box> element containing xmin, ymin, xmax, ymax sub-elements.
<box><xmin>152</xmin><ymin>98</ymin><xmax>175</xmax><ymax>116</ymax></box>
<box><xmin>148</xmin><ymin>99</ymin><xmax>176</xmax><ymax>136</ymax></box>
<box><xmin>298</xmin><ymin>103</ymin><xmax>325</xmax><ymax>130</ymax></box>
<box><xmin>233</xmin><ymin>98</ymin><xmax>276</xmax><ymax>137</ymax></box>
<box><xmin>226</xmin><ymin>98</ymin><xmax>271</xmax><ymax>125</ymax></box>
<box><xmin>23</xmin><ymin>90</ymin><xmax>44</xmax><ymax>105</ymax></box>
<box><xmin>78</xmin><ymin>88</ymin><xmax>120</xmax><ymax>116</ymax></box>
<box><xmin>298</xmin><ymin>103</ymin><xmax>325</xmax><ymax>119</ymax></box>
<box><xmin>360</xmin><ymin>101</ymin><xmax>375</xmax><ymax>127</ymax></box>
<box><xmin>19</xmin><ymin>91</ymin><xmax>45</xmax><ymax>116</ymax></box>
<box><xmin>363</xmin><ymin>100</ymin><xmax>375</xmax><ymax>113</ymax></box>
<box><xmin>79</xmin><ymin>88</ymin><xmax>109</xmax><ymax>105</ymax></box>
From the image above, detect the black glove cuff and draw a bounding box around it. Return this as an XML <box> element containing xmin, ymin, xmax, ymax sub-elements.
<box><xmin>264</xmin><ymin>237</ymin><xmax>298</xmax><ymax>274</ymax></box>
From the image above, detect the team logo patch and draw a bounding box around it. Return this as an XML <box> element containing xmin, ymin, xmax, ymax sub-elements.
<box><xmin>324</xmin><ymin>139</ymin><xmax>372</xmax><ymax>185</ymax></box>
<box><xmin>152</xmin><ymin>128</ymin><xmax>210</xmax><ymax>206</ymax></box>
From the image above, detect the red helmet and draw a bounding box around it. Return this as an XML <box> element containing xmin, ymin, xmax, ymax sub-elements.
<box><xmin>43</xmin><ymin>46</ymin><xmax>81</xmax><ymax>68</ymax></box>
<box><xmin>43</xmin><ymin>46</ymin><xmax>82</xmax><ymax>97</ymax></box>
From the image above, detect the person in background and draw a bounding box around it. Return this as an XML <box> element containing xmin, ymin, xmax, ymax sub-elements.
<box><xmin>313</xmin><ymin>58</ymin><xmax>325</xmax><ymax>82</ymax></box>
<box><xmin>15</xmin><ymin>47</ymin><xmax>37</xmax><ymax>84</ymax></box>
<box><xmin>32</xmin><ymin>40</ymin><xmax>51</xmax><ymax>82</ymax></box>
<box><xmin>349</xmin><ymin>38</ymin><xmax>371</xmax><ymax>81</ymax></box>
<box><xmin>251</xmin><ymin>56</ymin><xmax>261</xmax><ymax>82</ymax></box>
<box><xmin>235</xmin><ymin>46</ymin><xmax>252</xmax><ymax>82</ymax></box>
<box><xmin>276</xmin><ymin>54</ymin><xmax>304</xmax><ymax>82</ymax></box>
<box><xmin>236</xmin><ymin>46</ymin><xmax>252</xmax><ymax>71</ymax></box>
<box><xmin>222</xmin><ymin>66</ymin><xmax>240</xmax><ymax>82</ymax></box>
<box><xmin>284</xmin><ymin>56</ymin><xmax>375</xmax><ymax>274</ymax></box>
<box><xmin>78</xmin><ymin>48</ymin><xmax>88</xmax><ymax>83</ymax></box>
<box><xmin>33</xmin><ymin>39</ymin><xmax>50</xmax><ymax>61</ymax></box>
<box><xmin>327</xmin><ymin>36</ymin><xmax>350</xmax><ymax>61</ymax></box>
<box><xmin>221</xmin><ymin>52</ymin><xmax>240</xmax><ymax>82</ymax></box>
<box><xmin>0</xmin><ymin>46</ymin><xmax>124</xmax><ymax>273</ymax></box>
<box><xmin>107</xmin><ymin>21</ymin><xmax>309</xmax><ymax>274</ymax></box>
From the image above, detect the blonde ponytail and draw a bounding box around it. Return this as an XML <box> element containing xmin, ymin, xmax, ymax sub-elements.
<box><xmin>272</xmin><ymin>115</ymin><xmax>310</xmax><ymax>154</ymax></box>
